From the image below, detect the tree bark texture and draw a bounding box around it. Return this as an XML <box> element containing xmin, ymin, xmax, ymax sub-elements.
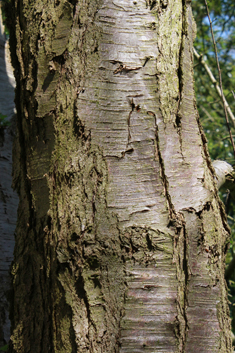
<box><xmin>9</xmin><ymin>0</ymin><xmax>232</xmax><ymax>352</ymax></box>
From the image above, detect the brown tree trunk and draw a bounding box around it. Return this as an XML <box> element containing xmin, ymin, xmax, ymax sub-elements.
<box><xmin>8</xmin><ymin>0</ymin><xmax>232</xmax><ymax>352</ymax></box>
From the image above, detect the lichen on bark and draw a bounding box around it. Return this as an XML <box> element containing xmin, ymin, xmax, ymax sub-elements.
<box><xmin>8</xmin><ymin>0</ymin><xmax>233</xmax><ymax>352</ymax></box>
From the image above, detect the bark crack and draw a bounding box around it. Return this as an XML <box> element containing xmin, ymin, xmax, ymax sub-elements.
<box><xmin>175</xmin><ymin>13</ymin><xmax>186</xmax><ymax>162</ymax></box>
<box><xmin>113</xmin><ymin>63</ymin><xmax>142</xmax><ymax>75</ymax></box>
<box><xmin>154</xmin><ymin>86</ymin><xmax>189</xmax><ymax>352</ymax></box>
<box><xmin>172</xmin><ymin>212</ymin><xmax>189</xmax><ymax>353</ymax></box>
<box><xmin>154</xmin><ymin>119</ymin><xmax>175</xmax><ymax>218</ymax></box>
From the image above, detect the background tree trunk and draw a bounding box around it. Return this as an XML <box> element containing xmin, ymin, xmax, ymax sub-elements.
<box><xmin>0</xmin><ymin>3</ymin><xmax>17</xmax><ymax>346</ymax></box>
<box><xmin>8</xmin><ymin>0</ymin><xmax>233</xmax><ymax>352</ymax></box>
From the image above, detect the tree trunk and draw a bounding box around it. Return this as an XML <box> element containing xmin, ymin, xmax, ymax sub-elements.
<box><xmin>0</xmin><ymin>3</ymin><xmax>17</xmax><ymax>346</ymax></box>
<box><xmin>8</xmin><ymin>0</ymin><xmax>232</xmax><ymax>352</ymax></box>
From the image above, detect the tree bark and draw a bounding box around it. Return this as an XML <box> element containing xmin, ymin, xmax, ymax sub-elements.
<box><xmin>8</xmin><ymin>0</ymin><xmax>232</xmax><ymax>352</ymax></box>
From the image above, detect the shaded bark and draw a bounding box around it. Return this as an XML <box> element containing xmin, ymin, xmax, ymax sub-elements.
<box><xmin>8</xmin><ymin>0</ymin><xmax>232</xmax><ymax>352</ymax></box>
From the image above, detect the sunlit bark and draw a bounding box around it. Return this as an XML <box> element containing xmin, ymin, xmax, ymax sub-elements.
<box><xmin>9</xmin><ymin>0</ymin><xmax>232</xmax><ymax>352</ymax></box>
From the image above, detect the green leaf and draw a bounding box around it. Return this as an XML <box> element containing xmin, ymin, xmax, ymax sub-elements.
<box><xmin>0</xmin><ymin>113</ymin><xmax>10</xmax><ymax>128</ymax></box>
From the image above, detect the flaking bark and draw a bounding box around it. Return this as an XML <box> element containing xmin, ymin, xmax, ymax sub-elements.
<box><xmin>8</xmin><ymin>0</ymin><xmax>232</xmax><ymax>352</ymax></box>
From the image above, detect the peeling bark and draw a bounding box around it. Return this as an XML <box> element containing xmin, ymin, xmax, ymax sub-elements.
<box><xmin>8</xmin><ymin>0</ymin><xmax>232</xmax><ymax>352</ymax></box>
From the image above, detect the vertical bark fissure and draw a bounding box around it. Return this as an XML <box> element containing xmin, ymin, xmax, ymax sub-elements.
<box><xmin>154</xmin><ymin>1</ymin><xmax>191</xmax><ymax>349</ymax></box>
<box><xmin>13</xmin><ymin>0</ymin><xmax>32</xmax><ymax>216</ymax></box>
<box><xmin>174</xmin><ymin>3</ymin><xmax>190</xmax><ymax>351</ymax></box>
<box><xmin>175</xmin><ymin>213</ymin><xmax>189</xmax><ymax>353</ymax></box>
<box><xmin>175</xmin><ymin>8</ymin><xmax>185</xmax><ymax>161</ymax></box>
<box><xmin>155</xmin><ymin>114</ymin><xmax>189</xmax><ymax>351</ymax></box>
<box><xmin>8</xmin><ymin>0</ymin><xmax>234</xmax><ymax>352</ymax></box>
<box><xmin>155</xmin><ymin>123</ymin><xmax>175</xmax><ymax>217</ymax></box>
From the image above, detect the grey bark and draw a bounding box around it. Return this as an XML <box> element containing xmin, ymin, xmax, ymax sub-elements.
<box><xmin>8</xmin><ymin>0</ymin><xmax>233</xmax><ymax>352</ymax></box>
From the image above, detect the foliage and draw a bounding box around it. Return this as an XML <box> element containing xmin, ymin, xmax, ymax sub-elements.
<box><xmin>0</xmin><ymin>0</ymin><xmax>10</xmax><ymax>38</ymax></box>
<box><xmin>193</xmin><ymin>0</ymin><xmax>235</xmax><ymax>164</ymax></box>
<box><xmin>0</xmin><ymin>113</ymin><xmax>10</xmax><ymax>129</ymax></box>
<box><xmin>192</xmin><ymin>0</ymin><xmax>235</xmax><ymax>334</ymax></box>
<box><xmin>0</xmin><ymin>345</ymin><xmax>8</xmax><ymax>352</ymax></box>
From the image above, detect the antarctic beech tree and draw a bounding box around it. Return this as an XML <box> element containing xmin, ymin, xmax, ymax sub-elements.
<box><xmin>8</xmin><ymin>0</ymin><xmax>233</xmax><ymax>352</ymax></box>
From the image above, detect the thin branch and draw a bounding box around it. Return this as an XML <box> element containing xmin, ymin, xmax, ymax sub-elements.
<box><xmin>204</xmin><ymin>0</ymin><xmax>235</xmax><ymax>161</ymax></box>
<box><xmin>193</xmin><ymin>48</ymin><xmax>235</xmax><ymax>127</ymax></box>
<box><xmin>222</xmin><ymin>135</ymin><xmax>235</xmax><ymax>141</ymax></box>
<box><xmin>227</xmin><ymin>215</ymin><xmax>235</xmax><ymax>222</ymax></box>
<box><xmin>200</xmin><ymin>105</ymin><xmax>215</xmax><ymax>122</ymax></box>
